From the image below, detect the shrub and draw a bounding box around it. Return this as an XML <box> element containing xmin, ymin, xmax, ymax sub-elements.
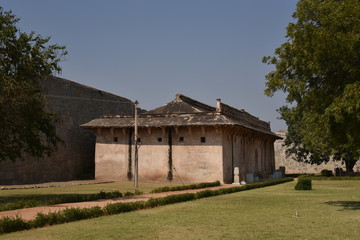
<box><xmin>145</xmin><ymin>193</ymin><xmax>196</xmax><ymax>208</ymax></box>
<box><xmin>31</xmin><ymin>213</ymin><xmax>50</xmax><ymax>228</ymax></box>
<box><xmin>97</xmin><ymin>191</ymin><xmax>122</xmax><ymax>199</ymax></box>
<box><xmin>84</xmin><ymin>206</ymin><xmax>104</xmax><ymax>218</ymax></box>
<box><xmin>295</xmin><ymin>178</ymin><xmax>312</xmax><ymax>190</ymax></box>
<box><xmin>104</xmin><ymin>201</ymin><xmax>145</xmax><ymax>215</ymax></box>
<box><xmin>150</xmin><ymin>181</ymin><xmax>221</xmax><ymax>193</ymax></box>
<box><xmin>134</xmin><ymin>190</ymin><xmax>143</xmax><ymax>195</ymax></box>
<box><xmin>162</xmin><ymin>193</ymin><xmax>196</xmax><ymax>205</ymax></box>
<box><xmin>320</xmin><ymin>169</ymin><xmax>333</xmax><ymax>177</ymax></box>
<box><xmin>123</xmin><ymin>191</ymin><xmax>134</xmax><ymax>196</ymax></box>
<box><xmin>41</xmin><ymin>211</ymin><xmax>65</xmax><ymax>226</ymax></box>
<box><xmin>145</xmin><ymin>198</ymin><xmax>162</xmax><ymax>208</ymax></box>
<box><xmin>0</xmin><ymin>191</ymin><xmax>123</xmax><ymax>212</ymax></box>
<box><xmin>104</xmin><ymin>202</ymin><xmax>133</xmax><ymax>215</ymax></box>
<box><xmin>304</xmin><ymin>175</ymin><xmax>360</xmax><ymax>181</ymax></box>
<box><xmin>0</xmin><ymin>216</ymin><xmax>30</xmax><ymax>234</ymax></box>
<box><xmin>62</xmin><ymin>208</ymin><xmax>88</xmax><ymax>222</ymax></box>
<box><xmin>0</xmin><ymin>199</ymin><xmax>41</xmax><ymax>212</ymax></box>
<box><xmin>195</xmin><ymin>190</ymin><xmax>215</xmax><ymax>199</ymax></box>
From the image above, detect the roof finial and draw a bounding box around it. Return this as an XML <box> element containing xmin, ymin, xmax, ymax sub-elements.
<box><xmin>216</xmin><ymin>98</ymin><xmax>221</xmax><ymax>112</ymax></box>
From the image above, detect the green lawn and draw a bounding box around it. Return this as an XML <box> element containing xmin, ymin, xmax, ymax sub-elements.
<box><xmin>2</xmin><ymin>180</ymin><xmax>360</xmax><ymax>239</ymax></box>
<box><xmin>0</xmin><ymin>181</ymin><xmax>182</xmax><ymax>205</ymax></box>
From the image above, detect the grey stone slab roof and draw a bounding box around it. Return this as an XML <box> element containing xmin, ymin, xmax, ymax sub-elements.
<box><xmin>81</xmin><ymin>94</ymin><xmax>280</xmax><ymax>138</ymax></box>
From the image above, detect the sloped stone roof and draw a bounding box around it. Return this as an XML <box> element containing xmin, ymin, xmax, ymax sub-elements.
<box><xmin>146</xmin><ymin>94</ymin><xmax>216</xmax><ymax>114</ymax></box>
<box><xmin>81</xmin><ymin>94</ymin><xmax>280</xmax><ymax>138</ymax></box>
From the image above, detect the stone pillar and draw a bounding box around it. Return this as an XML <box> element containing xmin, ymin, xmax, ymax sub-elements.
<box><xmin>233</xmin><ymin>167</ymin><xmax>240</xmax><ymax>184</ymax></box>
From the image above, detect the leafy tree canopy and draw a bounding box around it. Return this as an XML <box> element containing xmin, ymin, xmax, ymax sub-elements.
<box><xmin>263</xmin><ymin>0</ymin><xmax>360</xmax><ymax>172</ymax></box>
<box><xmin>0</xmin><ymin>6</ymin><xmax>67</xmax><ymax>161</ymax></box>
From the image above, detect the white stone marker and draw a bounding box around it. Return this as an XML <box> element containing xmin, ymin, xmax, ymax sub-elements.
<box><xmin>233</xmin><ymin>167</ymin><xmax>240</xmax><ymax>184</ymax></box>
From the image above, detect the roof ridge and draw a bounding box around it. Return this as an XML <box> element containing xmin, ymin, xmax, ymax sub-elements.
<box><xmin>177</xmin><ymin>94</ymin><xmax>216</xmax><ymax>112</ymax></box>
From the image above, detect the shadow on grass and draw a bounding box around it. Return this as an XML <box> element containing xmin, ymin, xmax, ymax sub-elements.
<box><xmin>0</xmin><ymin>193</ymin><xmax>92</xmax><ymax>204</ymax></box>
<box><xmin>325</xmin><ymin>201</ymin><xmax>360</xmax><ymax>210</ymax></box>
<box><xmin>0</xmin><ymin>192</ymin><xmax>122</xmax><ymax>212</ymax></box>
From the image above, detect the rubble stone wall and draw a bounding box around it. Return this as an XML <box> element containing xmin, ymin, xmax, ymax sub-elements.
<box><xmin>274</xmin><ymin>131</ymin><xmax>360</xmax><ymax>174</ymax></box>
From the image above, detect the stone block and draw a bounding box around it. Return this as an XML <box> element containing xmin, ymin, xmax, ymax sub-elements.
<box><xmin>246</xmin><ymin>173</ymin><xmax>254</xmax><ymax>183</ymax></box>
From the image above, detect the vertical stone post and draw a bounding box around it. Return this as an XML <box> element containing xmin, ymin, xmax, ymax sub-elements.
<box><xmin>233</xmin><ymin>167</ymin><xmax>240</xmax><ymax>184</ymax></box>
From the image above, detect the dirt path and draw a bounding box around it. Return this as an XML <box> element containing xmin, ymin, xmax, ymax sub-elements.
<box><xmin>0</xmin><ymin>184</ymin><xmax>234</xmax><ymax>221</ymax></box>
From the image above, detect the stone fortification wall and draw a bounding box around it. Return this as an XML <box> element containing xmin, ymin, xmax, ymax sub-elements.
<box><xmin>274</xmin><ymin>131</ymin><xmax>360</xmax><ymax>174</ymax></box>
<box><xmin>0</xmin><ymin>77</ymin><xmax>134</xmax><ymax>184</ymax></box>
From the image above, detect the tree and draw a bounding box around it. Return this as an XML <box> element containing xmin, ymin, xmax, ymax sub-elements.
<box><xmin>263</xmin><ymin>0</ymin><xmax>360</xmax><ymax>173</ymax></box>
<box><xmin>0</xmin><ymin>7</ymin><xmax>67</xmax><ymax>161</ymax></box>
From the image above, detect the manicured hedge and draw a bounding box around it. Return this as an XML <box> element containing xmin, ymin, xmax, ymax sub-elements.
<box><xmin>150</xmin><ymin>181</ymin><xmax>221</xmax><ymax>193</ymax></box>
<box><xmin>0</xmin><ymin>178</ymin><xmax>293</xmax><ymax>235</ymax></box>
<box><xmin>295</xmin><ymin>178</ymin><xmax>312</xmax><ymax>190</ymax></box>
<box><xmin>0</xmin><ymin>217</ymin><xmax>30</xmax><ymax>234</ymax></box>
<box><xmin>0</xmin><ymin>191</ymin><xmax>123</xmax><ymax>212</ymax></box>
<box><xmin>320</xmin><ymin>169</ymin><xmax>333</xmax><ymax>177</ymax></box>
<box><xmin>295</xmin><ymin>174</ymin><xmax>360</xmax><ymax>181</ymax></box>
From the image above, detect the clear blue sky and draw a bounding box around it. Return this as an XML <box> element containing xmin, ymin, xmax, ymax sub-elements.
<box><xmin>2</xmin><ymin>0</ymin><xmax>298</xmax><ymax>131</ymax></box>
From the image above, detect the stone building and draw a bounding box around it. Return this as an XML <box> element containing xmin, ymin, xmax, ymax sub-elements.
<box><xmin>274</xmin><ymin>130</ymin><xmax>360</xmax><ymax>174</ymax></box>
<box><xmin>82</xmin><ymin>94</ymin><xmax>281</xmax><ymax>184</ymax></box>
<box><xmin>0</xmin><ymin>77</ymin><xmax>134</xmax><ymax>184</ymax></box>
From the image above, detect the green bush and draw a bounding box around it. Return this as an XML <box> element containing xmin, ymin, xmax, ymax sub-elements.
<box><xmin>31</xmin><ymin>213</ymin><xmax>47</xmax><ymax>228</ymax></box>
<box><xmin>104</xmin><ymin>202</ymin><xmax>134</xmax><ymax>215</ymax></box>
<box><xmin>162</xmin><ymin>193</ymin><xmax>196</xmax><ymax>205</ymax></box>
<box><xmin>62</xmin><ymin>208</ymin><xmax>89</xmax><ymax>222</ymax></box>
<box><xmin>295</xmin><ymin>178</ymin><xmax>312</xmax><ymax>190</ymax></box>
<box><xmin>195</xmin><ymin>190</ymin><xmax>215</xmax><ymax>199</ymax></box>
<box><xmin>0</xmin><ymin>191</ymin><xmax>123</xmax><ymax>212</ymax></box>
<box><xmin>123</xmin><ymin>191</ymin><xmax>135</xmax><ymax>196</ymax></box>
<box><xmin>98</xmin><ymin>191</ymin><xmax>122</xmax><ymax>199</ymax></box>
<box><xmin>0</xmin><ymin>216</ymin><xmax>30</xmax><ymax>234</ymax></box>
<box><xmin>134</xmin><ymin>189</ymin><xmax>143</xmax><ymax>195</ymax></box>
<box><xmin>83</xmin><ymin>206</ymin><xmax>104</xmax><ymax>218</ymax></box>
<box><xmin>104</xmin><ymin>201</ymin><xmax>146</xmax><ymax>215</ymax></box>
<box><xmin>320</xmin><ymin>169</ymin><xmax>333</xmax><ymax>177</ymax></box>
<box><xmin>30</xmin><ymin>206</ymin><xmax>105</xmax><ymax>228</ymax></box>
<box><xmin>0</xmin><ymin>199</ymin><xmax>41</xmax><ymax>212</ymax></box>
<box><xmin>145</xmin><ymin>193</ymin><xmax>196</xmax><ymax>208</ymax></box>
<box><xmin>145</xmin><ymin>198</ymin><xmax>162</xmax><ymax>208</ymax></box>
<box><xmin>150</xmin><ymin>181</ymin><xmax>221</xmax><ymax>193</ymax></box>
<box><xmin>39</xmin><ymin>211</ymin><xmax>65</xmax><ymax>226</ymax></box>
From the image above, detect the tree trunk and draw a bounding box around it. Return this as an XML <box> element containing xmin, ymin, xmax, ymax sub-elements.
<box><xmin>344</xmin><ymin>158</ymin><xmax>357</xmax><ymax>173</ymax></box>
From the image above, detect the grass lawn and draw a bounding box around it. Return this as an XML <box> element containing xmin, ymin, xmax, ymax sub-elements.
<box><xmin>0</xmin><ymin>181</ymin><xmax>182</xmax><ymax>205</ymax></box>
<box><xmin>1</xmin><ymin>180</ymin><xmax>360</xmax><ymax>239</ymax></box>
